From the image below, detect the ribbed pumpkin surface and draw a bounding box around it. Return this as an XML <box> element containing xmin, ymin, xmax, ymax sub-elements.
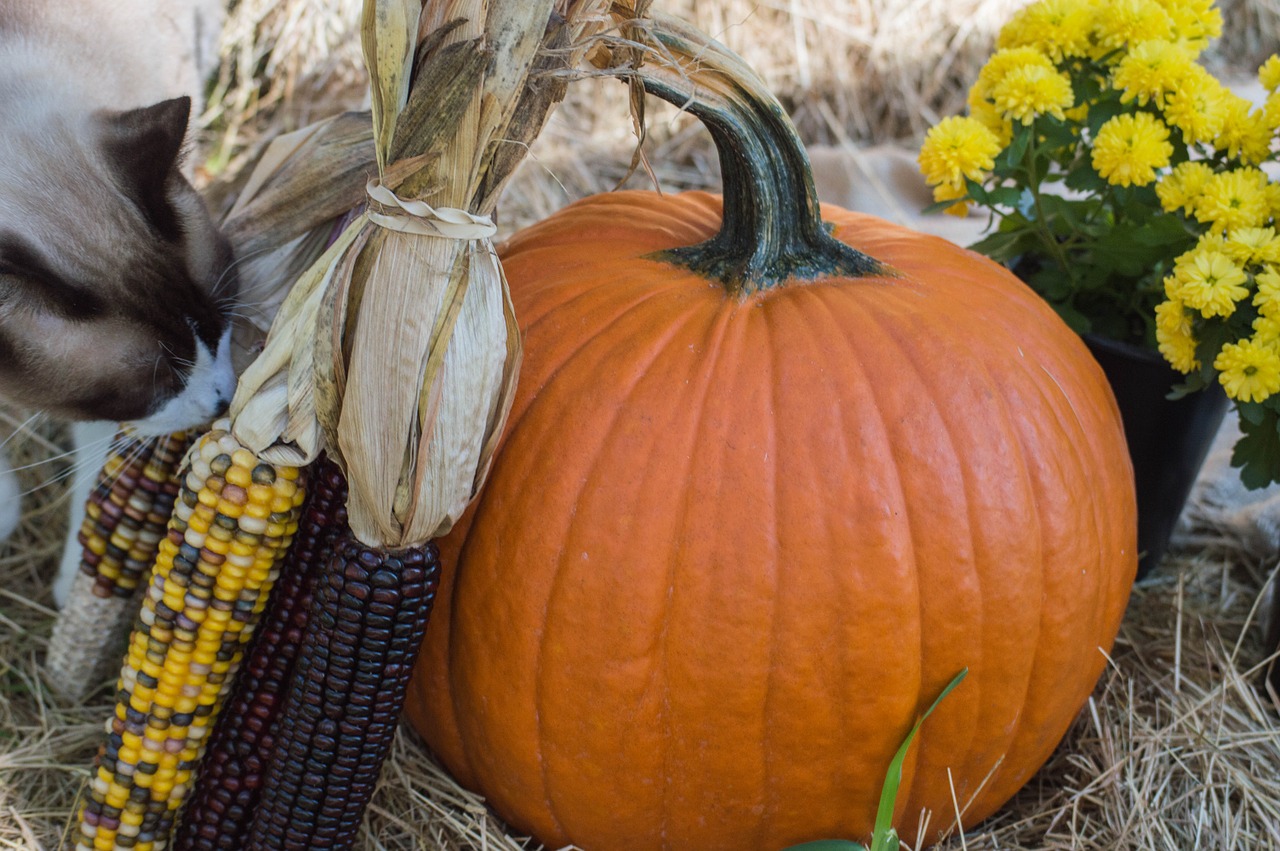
<box><xmin>405</xmin><ymin>190</ymin><xmax>1136</xmax><ymax>850</ymax></box>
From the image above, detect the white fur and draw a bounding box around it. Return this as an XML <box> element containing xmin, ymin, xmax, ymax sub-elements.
<box><xmin>130</xmin><ymin>327</ymin><xmax>236</xmax><ymax>437</ymax></box>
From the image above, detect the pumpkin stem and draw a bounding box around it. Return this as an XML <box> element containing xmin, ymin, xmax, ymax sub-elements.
<box><xmin>609</xmin><ymin>13</ymin><xmax>886</xmax><ymax>295</ymax></box>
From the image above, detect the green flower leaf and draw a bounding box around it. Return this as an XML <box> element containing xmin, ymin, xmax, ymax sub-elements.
<box><xmin>1064</xmin><ymin>163</ymin><xmax>1107</xmax><ymax>195</ymax></box>
<box><xmin>1232</xmin><ymin>406</ymin><xmax>1280</xmax><ymax>490</ymax></box>
<box><xmin>998</xmin><ymin>123</ymin><xmax>1034</xmax><ymax>172</ymax></box>
<box><xmin>1131</xmin><ymin>214</ymin><xmax>1193</xmax><ymax>247</ymax></box>
<box><xmin>1085</xmin><ymin>96</ymin><xmax>1127</xmax><ymax>136</ymax></box>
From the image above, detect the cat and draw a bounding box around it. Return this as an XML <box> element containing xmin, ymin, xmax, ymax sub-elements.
<box><xmin>0</xmin><ymin>0</ymin><xmax>233</xmax><ymax>601</ymax></box>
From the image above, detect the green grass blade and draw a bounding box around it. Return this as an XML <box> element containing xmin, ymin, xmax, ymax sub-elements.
<box><xmin>868</xmin><ymin>668</ymin><xmax>969</xmax><ymax>851</ymax></box>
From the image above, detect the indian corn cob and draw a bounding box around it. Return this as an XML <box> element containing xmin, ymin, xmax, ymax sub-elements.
<box><xmin>46</xmin><ymin>432</ymin><xmax>191</xmax><ymax>700</ymax></box>
<box><xmin>173</xmin><ymin>457</ymin><xmax>349</xmax><ymax>850</ymax></box>
<box><xmin>75</xmin><ymin>423</ymin><xmax>305</xmax><ymax>851</ymax></box>
<box><xmin>78</xmin><ymin>433</ymin><xmax>191</xmax><ymax>598</ymax></box>
<box><xmin>243</xmin><ymin>536</ymin><xmax>441</xmax><ymax>850</ymax></box>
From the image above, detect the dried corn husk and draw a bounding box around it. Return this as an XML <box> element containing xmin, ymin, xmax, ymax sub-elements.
<box><xmin>228</xmin><ymin>0</ymin><xmax>611</xmax><ymax>547</ymax></box>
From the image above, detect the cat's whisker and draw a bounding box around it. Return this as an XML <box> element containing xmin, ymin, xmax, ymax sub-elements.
<box><xmin>5</xmin><ymin>450</ymin><xmax>80</xmax><ymax>475</ymax></box>
<box><xmin>211</xmin><ymin>241</ymin><xmax>290</xmax><ymax>301</ymax></box>
<box><xmin>95</xmin><ymin>435</ymin><xmax>158</xmax><ymax>492</ymax></box>
<box><xmin>217</xmin><ymin>294</ymin><xmax>280</xmax><ymax>312</ymax></box>
<box><xmin>0</xmin><ymin>410</ymin><xmax>47</xmax><ymax>452</ymax></box>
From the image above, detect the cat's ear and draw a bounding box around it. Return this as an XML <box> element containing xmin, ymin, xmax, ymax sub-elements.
<box><xmin>99</xmin><ymin>96</ymin><xmax>191</xmax><ymax>241</ymax></box>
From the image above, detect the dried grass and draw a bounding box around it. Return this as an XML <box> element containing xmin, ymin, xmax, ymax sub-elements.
<box><xmin>4</xmin><ymin>0</ymin><xmax>1280</xmax><ymax>848</ymax></box>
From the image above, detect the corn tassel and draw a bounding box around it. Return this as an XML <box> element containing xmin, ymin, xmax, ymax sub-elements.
<box><xmin>75</xmin><ymin>423</ymin><xmax>305</xmax><ymax>851</ymax></box>
<box><xmin>244</xmin><ymin>535</ymin><xmax>440</xmax><ymax>849</ymax></box>
<box><xmin>47</xmin><ymin>432</ymin><xmax>190</xmax><ymax>700</ymax></box>
<box><xmin>173</xmin><ymin>457</ymin><xmax>349</xmax><ymax>850</ymax></box>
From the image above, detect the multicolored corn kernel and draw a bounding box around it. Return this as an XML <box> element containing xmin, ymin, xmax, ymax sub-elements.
<box><xmin>46</xmin><ymin>432</ymin><xmax>193</xmax><ymax>702</ymax></box>
<box><xmin>78</xmin><ymin>433</ymin><xmax>189</xmax><ymax>598</ymax></box>
<box><xmin>74</xmin><ymin>425</ymin><xmax>306</xmax><ymax>851</ymax></box>
<box><xmin>245</xmin><ymin>537</ymin><xmax>441</xmax><ymax>850</ymax></box>
<box><xmin>173</xmin><ymin>457</ymin><xmax>349</xmax><ymax>851</ymax></box>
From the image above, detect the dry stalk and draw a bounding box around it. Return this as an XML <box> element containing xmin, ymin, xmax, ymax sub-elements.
<box><xmin>228</xmin><ymin>0</ymin><xmax>613</xmax><ymax>547</ymax></box>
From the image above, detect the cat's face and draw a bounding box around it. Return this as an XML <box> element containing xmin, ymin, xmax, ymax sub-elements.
<box><xmin>0</xmin><ymin>97</ymin><xmax>238</xmax><ymax>436</ymax></box>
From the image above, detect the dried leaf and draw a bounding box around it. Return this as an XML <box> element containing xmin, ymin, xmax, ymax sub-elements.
<box><xmin>362</xmin><ymin>0</ymin><xmax>424</xmax><ymax>173</ymax></box>
<box><xmin>228</xmin><ymin>0</ymin><xmax>614</xmax><ymax>546</ymax></box>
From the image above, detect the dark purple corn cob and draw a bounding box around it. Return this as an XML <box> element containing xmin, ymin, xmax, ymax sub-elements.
<box><xmin>173</xmin><ymin>457</ymin><xmax>349</xmax><ymax>851</ymax></box>
<box><xmin>244</xmin><ymin>536</ymin><xmax>441</xmax><ymax>850</ymax></box>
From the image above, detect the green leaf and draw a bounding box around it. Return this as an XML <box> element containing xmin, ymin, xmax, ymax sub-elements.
<box><xmin>1196</xmin><ymin>323</ymin><xmax>1237</xmax><ymax>387</ymax></box>
<box><xmin>1000</xmin><ymin>123</ymin><xmax>1034</xmax><ymax>170</ymax></box>
<box><xmin>1036</xmin><ymin>119</ymin><xmax>1078</xmax><ymax>152</ymax></box>
<box><xmin>1085</xmin><ymin>96</ymin><xmax>1127</xmax><ymax>136</ymax></box>
<box><xmin>868</xmin><ymin>669</ymin><xmax>969</xmax><ymax>851</ymax></box>
<box><xmin>1050</xmin><ymin>300</ymin><xmax>1093</xmax><ymax>334</ymax></box>
<box><xmin>1232</xmin><ymin>406</ymin><xmax>1280</xmax><ymax>490</ymax></box>
<box><xmin>1166</xmin><ymin>371</ymin><xmax>1208</xmax><ymax>401</ymax></box>
<box><xmin>968</xmin><ymin>228</ymin><xmax>1040</xmax><ymax>264</ymax></box>
<box><xmin>984</xmin><ymin>186</ymin><xmax>1026</xmax><ymax>209</ymax></box>
<box><xmin>1237</xmin><ymin>400</ymin><xmax>1266</xmax><ymax>427</ymax></box>
<box><xmin>1131</xmin><ymin>213</ymin><xmax>1193</xmax><ymax>248</ymax></box>
<box><xmin>1064</xmin><ymin>163</ymin><xmax>1106</xmax><ymax>195</ymax></box>
<box><xmin>921</xmin><ymin>197</ymin><xmax>966</xmax><ymax>216</ymax></box>
<box><xmin>782</xmin><ymin>670</ymin><xmax>969</xmax><ymax>851</ymax></box>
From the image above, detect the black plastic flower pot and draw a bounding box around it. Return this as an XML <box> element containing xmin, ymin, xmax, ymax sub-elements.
<box><xmin>1084</xmin><ymin>334</ymin><xmax>1230</xmax><ymax>580</ymax></box>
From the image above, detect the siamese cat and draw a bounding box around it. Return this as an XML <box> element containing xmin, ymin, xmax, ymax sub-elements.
<box><xmin>0</xmin><ymin>0</ymin><xmax>233</xmax><ymax>601</ymax></box>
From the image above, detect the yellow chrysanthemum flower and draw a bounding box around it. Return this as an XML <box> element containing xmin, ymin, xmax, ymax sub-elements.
<box><xmin>1155</xmin><ymin>298</ymin><xmax>1200</xmax><ymax>373</ymax></box>
<box><xmin>1091</xmin><ymin>112</ymin><xmax>1173</xmax><ymax>186</ymax></box>
<box><xmin>1264</xmin><ymin>91</ymin><xmax>1280</xmax><ymax>133</ymax></box>
<box><xmin>991</xmin><ymin>64</ymin><xmax>1076</xmax><ymax>124</ymax></box>
<box><xmin>1156</xmin><ymin>161</ymin><xmax>1215</xmax><ymax>213</ymax></box>
<box><xmin>1160</xmin><ymin>66</ymin><xmax>1226</xmax><ymax>144</ymax></box>
<box><xmin>1214</xmin><ymin>338</ymin><xmax>1280</xmax><ymax>402</ymax></box>
<box><xmin>1253</xmin><ymin>267</ymin><xmax>1280</xmax><ymax>317</ymax></box>
<box><xmin>971</xmin><ymin>47</ymin><xmax>1058</xmax><ymax>107</ymax></box>
<box><xmin>1253</xmin><ymin>314</ymin><xmax>1280</xmax><ymax>350</ymax></box>
<box><xmin>998</xmin><ymin>0</ymin><xmax>1095</xmax><ymax>61</ymax></box>
<box><xmin>1092</xmin><ymin>0</ymin><xmax>1175</xmax><ymax>57</ymax></box>
<box><xmin>967</xmin><ymin>98</ymin><xmax>1014</xmax><ymax>147</ymax></box>
<box><xmin>918</xmin><ymin>116</ymin><xmax>1003</xmax><ymax>189</ymax></box>
<box><xmin>1171</xmin><ymin>248</ymin><xmax>1249</xmax><ymax>317</ymax></box>
<box><xmin>1259</xmin><ymin>54</ymin><xmax>1280</xmax><ymax>92</ymax></box>
<box><xmin>1266</xmin><ymin>182</ymin><xmax>1280</xmax><ymax>220</ymax></box>
<box><xmin>1112</xmin><ymin>39</ymin><xmax>1195</xmax><ymax>105</ymax></box>
<box><xmin>1225</xmin><ymin>227</ymin><xmax>1280</xmax><ymax>265</ymax></box>
<box><xmin>1192</xmin><ymin>168</ymin><xmax>1271</xmax><ymax>233</ymax></box>
<box><xmin>1215</xmin><ymin>95</ymin><xmax>1272</xmax><ymax>164</ymax></box>
<box><xmin>1153</xmin><ymin>0</ymin><xmax>1222</xmax><ymax>54</ymax></box>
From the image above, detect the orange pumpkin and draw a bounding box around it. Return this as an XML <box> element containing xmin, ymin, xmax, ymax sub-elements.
<box><xmin>405</xmin><ymin>17</ymin><xmax>1135</xmax><ymax>851</ymax></box>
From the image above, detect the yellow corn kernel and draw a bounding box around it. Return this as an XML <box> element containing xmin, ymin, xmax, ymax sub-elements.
<box><xmin>75</xmin><ymin>422</ymin><xmax>305</xmax><ymax>851</ymax></box>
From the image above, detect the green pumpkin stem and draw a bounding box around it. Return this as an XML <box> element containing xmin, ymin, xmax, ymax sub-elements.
<box><xmin>621</xmin><ymin>13</ymin><xmax>886</xmax><ymax>295</ymax></box>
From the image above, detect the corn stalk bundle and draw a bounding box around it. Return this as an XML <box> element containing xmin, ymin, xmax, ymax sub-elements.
<box><xmin>64</xmin><ymin>2</ymin><xmax>615</xmax><ymax>848</ymax></box>
<box><xmin>229</xmin><ymin>0</ymin><xmax>611</xmax><ymax>548</ymax></box>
